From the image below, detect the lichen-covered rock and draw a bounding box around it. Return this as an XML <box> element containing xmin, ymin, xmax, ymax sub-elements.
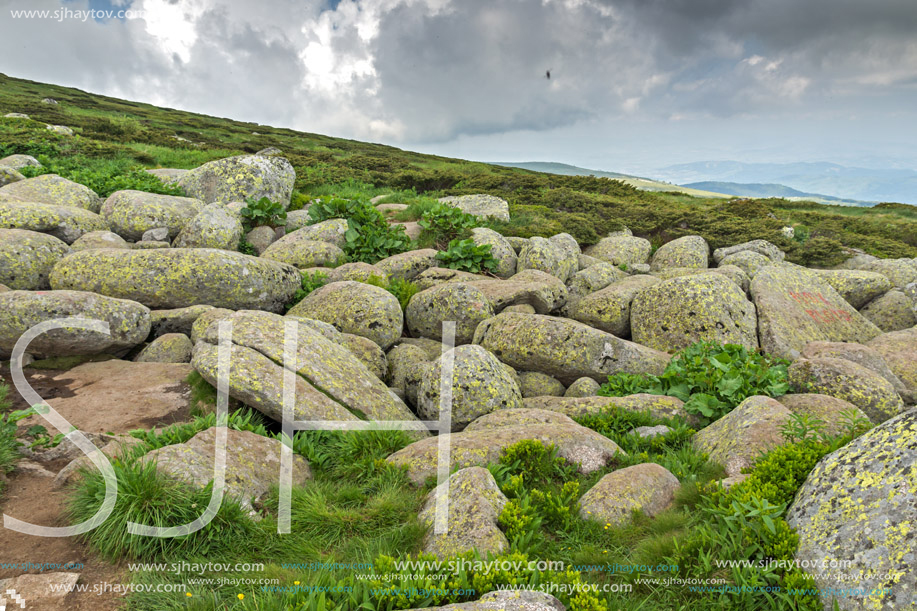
<box><xmin>788</xmin><ymin>357</ymin><xmax>903</xmax><ymax>423</ymax></box>
<box><xmin>387</xmin><ymin>343</ymin><xmax>433</xmax><ymax>398</ymax></box>
<box><xmin>0</xmin><ymin>228</ymin><xmax>71</xmax><ymax>290</ymax></box>
<box><xmin>503</xmin><ymin>304</ymin><xmax>536</xmax><ymax>314</ymax></box>
<box><xmin>146</xmin><ymin>168</ymin><xmax>188</xmax><ymax>185</ymax></box>
<box><xmin>473</xmin><ymin>312</ymin><xmax>669</xmax><ymax>385</ymax></box>
<box><xmin>177</xmin><ymin>153</ymin><xmax>295</xmax><ymax>207</ymax></box>
<box><xmin>426</xmin><ymin>590</ymin><xmax>565</xmax><ymax>611</ymax></box>
<box><xmin>172</xmin><ymin>203</ymin><xmax>244</xmax><ymax>250</ymax></box>
<box><xmin>801</xmin><ymin>341</ymin><xmax>907</xmax><ymax>392</ymax></box>
<box><xmin>505</xmin><ymin>236</ymin><xmax>529</xmax><ymax>254</ymax></box>
<box><xmin>692</xmin><ymin>396</ymin><xmax>791</xmax><ymax>477</ymax></box>
<box><xmin>438</xmin><ymin>194</ymin><xmax>510</xmax><ymax>221</ymax></box>
<box><xmin>475</xmin><ymin>269</ymin><xmax>568</xmax><ymax>314</ymax></box>
<box><xmin>860</xmin><ymin>289</ymin><xmax>917</xmax><ymax>332</ymax></box>
<box><xmin>244</xmin><ymin>225</ymin><xmax>277</xmax><ymax>255</ymax></box>
<box><xmin>405</xmin><ymin>282</ymin><xmax>493</xmax><ymax>345</ymax></box>
<box><xmin>135</xmin><ymin>333</ymin><xmax>193</xmax><ymax>363</ymax></box>
<box><xmin>46</xmin><ymin>124</ymin><xmax>74</xmax><ymax>136</ymax></box>
<box><xmin>0</xmin><ymin>199</ymin><xmax>109</xmax><ymax>244</ymax></box>
<box><xmin>70</xmin><ymin>230</ymin><xmax>130</xmax><ymax>251</ymax></box>
<box><xmin>100</xmin><ymin>190</ymin><xmax>204</xmax><ymax>241</ymax></box>
<box><xmin>0</xmin><ymin>290</ymin><xmax>150</xmax><ymax>358</ymax></box>
<box><xmin>142</xmin><ymin>427</ymin><xmax>311</xmax><ymax>512</ymax></box>
<box><xmin>650</xmin><ymin>235</ymin><xmax>709</xmax><ymax>270</ymax></box>
<box><xmin>463</xmin><ymin>407</ymin><xmax>573</xmax><ymax>431</ymax></box>
<box><xmin>340</xmin><ymin>333</ymin><xmax>387</xmax><ymax>380</ymax></box>
<box><xmin>326</xmin><ymin>261</ymin><xmax>387</xmax><ymax>284</ymax></box>
<box><xmin>417</xmin><ymin>345</ymin><xmax>522</xmax><ymax>430</ymax></box>
<box><xmin>517</xmin><ymin>236</ymin><xmax>576</xmax><ymax>283</ymax></box>
<box><xmin>287</xmin><ymin>218</ymin><xmax>349</xmax><ymax>248</ymax></box>
<box><xmin>868</xmin><ymin>328</ymin><xmax>917</xmax><ymax>391</ymax></box>
<box><xmin>522</xmin><ymin>394</ymin><xmax>695</xmax><ymax>425</ymax></box>
<box><xmin>376</xmin><ymin>248</ymin><xmax>438</xmax><ymax>280</ymax></box>
<box><xmin>0</xmin><ymin>154</ymin><xmax>41</xmax><ymax>170</ymax></box>
<box><xmin>718</xmin><ymin>250</ymin><xmax>774</xmax><ymax>278</ymax></box>
<box><xmin>713</xmin><ymin>239</ymin><xmax>784</xmax><ymax>264</ymax></box>
<box><xmin>0</xmin><ymin>166</ymin><xmax>24</xmax><ymax>186</ymax></box>
<box><xmin>650</xmin><ymin>265</ymin><xmax>750</xmax><ymax>293</ymax></box>
<box><xmin>418</xmin><ymin>467</ymin><xmax>509</xmax><ymax>559</ymax></box>
<box><xmin>518</xmin><ymin>371</ymin><xmax>566</xmax><ymax>398</ymax></box>
<box><xmin>564</xmin><ymin>262</ymin><xmax>627</xmax><ymax>315</ymax></box>
<box><xmin>777</xmin><ymin>394</ymin><xmax>871</xmax><ymax>436</ymax></box>
<box><xmin>579</xmin><ymin>463</ymin><xmax>680</xmax><ymax>526</ymax></box>
<box><xmin>564</xmin><ymin>377</ymin><xmax>600</xmax><ymax>398</ymax></box>
<box><xmin>289</xmin><ymin>280</ymin><xmax>403</xmax><ymax>350</ymax></box>
<box><xmin>631</xmin><ymin>273</ymin><xmax>758</xmax><ymax>352</ymax></box>
<box><xmin>864</xmin><ymin>258</ymin><xmax>917</xmax><ymax>288</ymax></box>
<box><xmin>261</xmin><ymin>232</ymin><xmax>345</xmax><ymax>268</ymax></box>
<box><xmin>572</xmin><ymin>275</ymin><xmax>661</xmax><ymax>337</ymax></box>
<box><xmin>471</xmin><ymin>227</ymin><xmax>517</xmax><ymax>278</ymax></box>
<box><xmin>585</xmin><ymin>235</ymin><xmax>651</xmax><ymax>266</ymax></box>
<box><xmin>151</xmin><ymin>305</ymin><xmax>215</xmax><ymax>338</ymax></box>
<box><xmin>0</xmin><ymin>174</ymin><xmax>101</xmax><ymax>212</ymax></box>
<box><xmin>750</xmin><ymin>266</ymin><xmax>882</xmax><ymax>360</ymax></box>
<box><xmin>50</xmin><ymin>248</ymin><xmax>300</xmax><ymax>311</ymax></box>
<box><xmin>387</xmin><ymin>412</ymin><xmax>623</xmax><ymax>484</ymax></box>
<box><xmin>413</xmin><ymin>268</ymin><xmax>488</xmax><ymax>291</ymax></box>
<box><xmin>813</xmin><ymin>269</ymin><xmax>892</xmax><ymax>309</ymax></box>
<box><xmin>190</xmin><ymin>307</ymin><xmax>234</xmax><ymax>344</ymax></box>
<box><xmin>787</xmin><ymin>410</ymin><xmax>917</xmax><ymax>611</ymax></box>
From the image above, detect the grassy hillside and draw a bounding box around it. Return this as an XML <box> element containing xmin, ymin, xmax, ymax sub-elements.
<box><xmin>1</xmin><ymin>72</ymin><xmax>915</xmax><ymax>266</ymax></box>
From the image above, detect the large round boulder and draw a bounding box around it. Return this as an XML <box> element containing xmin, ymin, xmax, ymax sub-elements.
<box><xmin>572</xmin><ymin>275</ymin><xmax>660</xmax><ymax>337</ymax></box>
<box><xmin>70</xmin><ymin>230</ymin><xmax>130</xmax><ymax>251</ymax></box>
<box><xmin>438</xmin><ymin>194</ymin><xmax>510</xmax><ymax>221</ymax></box>
<box><xmin>177</xmin><ymin>152</ymin><xmax>295</xmax><ymax>207</ymax></box>
<box><xmin>474</xmin><ymin>269</ymin><xmax>568</xmax><ymax>314</ymax></box>
<box><xmin>650</xmin><ymin>235</ymin><xmax>709</xmax><ymax>270</ymax></box>
<box><xmin>100</xmin><ymin>190</ymin><xmax>204</xmax><ymax>241</ymax></box>
<box><xmin>585</xmin><ymin>235</ymin><xmax>651</xmax><ymax>266</ymax></box>
<box><xmin>864</xmin><ymin>258</ymin><xmax>917</xmax><ymax>288</ymax></box>
<box><xmin>860</xmin><ymin>289</ymin><xmax>917</xmax><ymax>332</ymax></box>
<box><xmin>261</xmin><ymin>232</ymin><xmax>345</xmax><ymax>268</ymax></box>
<box><xmin>517</xmin><ymin>236</ymin><xmax>576</xmax><ymax>283</ymax></box>
<box><xmin>172</xmin><ymin>203</ymin><xmax>244</xmax><ymax>250</ymax></box>
<box><xmin>376</xmin><ymin>249</ymin><xmax>438</xmax><ymax>280</ymax></box>
<box><xmin>712</xmin><ymin>239</ymin><xmax>784</xmax><ymax>264</ymax></box>
<box><xmin>814</xmin><ymin>269</ymin><xmax>892</xmax><ymax>309</ymax></box>
<box><xmin>290</xmin><ymin>219</ymin><xmax>349</xmax><ymax>248</ymax></box>
<box><xmin>406</xmin><ymin>282</ymin><xmax>494</xmax><ymax>344</ymax></box>
<box><xmin>470</xmin><ymin>227</ymin><xmax>517</xmax><ymax>278</ymax></box>
<box><xmin>564</xmin><ymin>262</ymin><xmax>627</xmax><ymax>315</ymax></box>
<box><xmin>49</xmin><ymin>248</ymin><xmax>300</xmax><ymax>311</ymax></box>
<box><xmin>868</xmin><ymin>328</ymin><xmax>917</xmax><ymax>391</ymax></box>
<box><xmin>578</xmin><ymin>463</ymin><xmax>680</xmax><ymax>526</ymax></box>
<box><xmin>788</xmin><ymin>357</ymin><xmax>904</xmax><ymax>423</ymax></box>
<box><xmin>287</xmin><ymin>280</ymin><xmax>403</xmax><ymax>350</ymax></box>
<box><xmin>0</xmin><ymin>174</ymin><xmax>101</xmax><ymax>212</ymax></box>
<box><xmin>0</xmin><ymin>228</ymin><xmax>71</xmax><ymax>290</ymax></box>
<box><xmin>0</xmin><ymin>200</ymin><xmax>109</xmax><ymax>244</ymax></box>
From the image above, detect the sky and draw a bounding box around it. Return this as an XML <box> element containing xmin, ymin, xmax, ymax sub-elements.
<box><xmin>1</xmin><ymin>0</ymin><xmax>916</xmax><ymax>177</ymax></box>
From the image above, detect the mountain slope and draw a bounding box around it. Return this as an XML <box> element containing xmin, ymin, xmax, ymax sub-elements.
<box><xmin>682</xmin><ymin>182</ymin><xmax>876</xmax><ymax>207</ymax></box>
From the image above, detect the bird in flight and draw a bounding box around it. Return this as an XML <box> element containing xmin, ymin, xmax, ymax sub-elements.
<box><xmin>546</xmin><ymin>69</ymin><xmax>551</xmax><ymax>79</ymax></box>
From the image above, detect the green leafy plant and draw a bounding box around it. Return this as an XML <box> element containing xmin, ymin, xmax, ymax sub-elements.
<box><xmin>1</xmin><ymin>387</ymin><xmax>26</xmax><ymax>484</ymax></box>
<box><xmin>436</xmin><ymin>238</ymin><xmax>498</xmax><ymax>273</ymax></box>
<box><xmin>237</xmin><ymin>236</ymin><xmax>256</xmax><ymax>255</ymax></box>
<box><xmin>418</xmin><ymin>202</ymin><xmax>481</xmax><ymax>248</ymax></box>
<box><xmin>364</xmin><ymin>275</ymin><xmax>419</xmax><ymax>311</ymax></box>
<box><xmin>240</xmin><ymin>196</ymin><xmax>287</xmax><ymax>229</ymax></box>
<box><xmin>285</xmin><ymin>270</ymin><xmax>328</xmax><ymax>311</ymax></box>
<box><xmin>308</xmin><ymin>195</ymin><xmax>411</xmax><ymax>263</ymax></box>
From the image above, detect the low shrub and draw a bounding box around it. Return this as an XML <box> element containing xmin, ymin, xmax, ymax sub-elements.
<box><xmin>240</xmin><ymin>196</ymin><xmax>287</xmax><ymax>229</ymax></box>
<box><xmin>417</xmin><ymin>202</ymin><xmax>481</xmax><ymax>249</ymax></box>
<box><xmin>285</xmin><ymin>270</ymin><xmax>329</xmax><ymax>311</ymax></box>
<box><xmin>435</xmin><ymin>238</ymin><xmax>498</xmax><ymax>274</ymax></box>
<box><xmin>308</xmin><ymin>196</ymin><xmax>411</xmax><ymax>263</ymax></box>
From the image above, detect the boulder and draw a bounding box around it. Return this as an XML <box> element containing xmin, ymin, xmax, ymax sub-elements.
<box><xmin>0</xmin><ymin>165</ymin><xmax>24</xmax><ymax>186</ymax></box>
<box><xmin>564</xmin><ymin>262</ymin><xmax>627</xmax><ymax>315</ymax></box>
<box><xmin>564</xmin><ymin>377</ymin><xmax>600</xmax><ymax>398</ymax></box>
<box><xmin>650</xmin><ymin>235</ymin><xmax>709</xmax><ymax>270</ymax></box>
<box><xmin>172</xmin><ymin>203</ymin><xmax>244</xmax><ymax>250</ymax></box>
<box><xmin>426</xmin><ymin>591</ymin><xmax>564</xmax><ymax>611</ymax></box>
<box><xmin>868</xmin><ymin>328</ymin><xmax>917</xmax><ymax>391</ymax></box>
<box><xmin>523</xmin><ymin>394</ymin><xmax>695</xmax><ymax>425</ymax></box>
<box><xmin>860</xmin><ymin>289</ymin><xmax>917</xmax><ymax>332</ymax></box>
<box><xmin>287</xmin><ymin>280</ymin><xmax>403</xmax><ymax>350</ymax></box>
<box><xmin>261</xmin><ymin>233</ymin><xmax>345</xmax><ymax>268</ymax></box>
<box><xmin>631</xmin><ymin>273</ymin><xmax>758</xmax><ymax>352</ymax></box>
<box><xmin>0</xmin><ymin>290</ymin><xmax>150</xmax><ymax>358</ymax></box>
<box><xmin>135</xmin><ymin>333</ymin><xmax>193</xmax><ymax>363</ymax></box>
<box><xmin>864</xmin><ymin>258</ymin><xmax>917</xmax><ymax>288</ymax></box>
<box><xmin>578</xmin><ymin>463</ymin><xmax>680</xmax><ymax>526</ymax></box>
<box><xmin>142</xmin><ymin>427</ymin><xmax>311</xmax><ymax>512</ymax></box>
<box><xmin>787</xmin><ymin>410</ymin><xmax>917</xmax><ymax>611</ymax></box>
<box><xmin>418</xmin><ymin>467</ymin><xmax>509</xmax><ymax>559</ymax></box>
<box><xmin>470</xmin><ymin>227</ymin><xmax>517</xmax><ymax>278</ymax></box>
<box><xmin>0</xmin><ymin>154</ymin><xmax>41</xmax><ymax>170</ymax></box>
<box><xmin>788</xmin><ymin>357</ymin><xmax>903</xmax><ymax>423</ymax></box>
<box><xmin>718</xmin><ymin>250</ymin><xmax>776</xmax><ymax>279</ymax></box>
<box><xmin>517</xmin><ymin>371</ymin><xmax>565</xmax><ymax>398</ymax></box>
<box><xmin>387</xmin><ymin>343</ymin><xmax>433</xmax><ymax>399</ymax></box>
<box><xmin>405</xmin><ymin>282</ymin><xmax>493</xmax><ymax>345</ymax></box>
<box><xmin>177</xmin><ymin>153</ymin><xmax>295</xmax><ymax>207</ymax></box>
<box><xmin>801</xmin><ymin>341</ymin><xmax>906</xmax><ymax>392</ymax></box>
<box><xmin>244</xmin><ymin>225</ymin><xmax>277</xmax><ymax>254</ymax></box>
<box><xmin>572</xmin><ymin>275</ymin><xmax>660</xmax><ymax>337</ymax></box>
<box><xmin>0</xmin><ymin>174</ymin><xmax>101</xmax><ymax>212</ymax></box>
<box><xmin>100</xmin><ymin>190</ymin><xmax>204</xmax><ymax>241</ymax></box>
<box><xmin>142</xmin><ymin>227</ymin><xmax>170</xmax><ymax>242</ymax></box>
<box><xmin>340</xmin><ymin>333</ymin><xmax>387</xmax><ymax>380</ymax></box>
<box><xmin>50</xmin><ymin>248</ymin><xmax>300</xmax><ymax>312</ymax></box>
<box><xmin>505</xmin><ymin>236</ymin><xmax>529</xmax><ymax>254</ymax></box>
<box><xmin>750</xmin><ymin>266</ymin><xmax>881</xmax><ymax>360</ymax></box>
<box><xmin>650</xmin><ymin>265</ymin><xmax>750</xmax><ymax>292</ymax></box>
<box><xmin>288</xmin><ymin>218</ymin><xmax>348</xmax><ymax>248</ymax></box>
<box><xmin>692</xmin><ymin>396</ymin><xmax>792</xmax><ymax>477</ymax></box>
<box><xmin>0</xmin><ymin>199</ymin><xmax>108</xmax><ymax>243</ymax></box>
<box><xmin>417</xmin><ymin>345</ymin><xmax>522</xmax><ymax>430</ymax></box>
<box><xmin>474</xmin><ymin>269</ymin><xmax>568</xmax><ymax>314</ymax></box>
<box><xmin>190</xmin><ymin>307</ymin><xmax>234</xmax><ymax>344</ymax></box>
<box><xmin>0</xmin><ymin>228</ymin><xmax>71</xmax><ymax>290</ymax></box>
<box><xmin>473</xmin><ymin>312</ymin><xmax>670</xmax><ymax>385</ymax></box>
<box><xmin>813</xmin><ymin>269</ymin><xmax>892</xmax><ymax>309</ymax></box>
<box><xmin>0</xmin><ymin>573</ymin><xmax>81</xmax><ymax>610</ymax></box>
<box><xmin>777</xmin><ymin>394</ymin><xmax>871</xmax><ymax>437</ymax></box>
<box><xmin>145</xmin><ymin>168</ymin><xmax>189</xmax><ymax>185</ymax></box>
<box><xmin>284</xmin><ymin>209</ymin><xmax>312</xmax><ymax>232</ymax></box>
<box><xmin>47</xmin><ymin>124</ymin><xmax>74</xmax><ymax>136</ymax></box>
<box><xmin>376</xmin><ymin>248</ymin><xmax>438</xmax><ymax>280</ymax></box>
<box><xmin>585</xmin><ymin>235</ymin><xmax>651</xmax><ymax>266</ymax></box>
<box><xmin>387</xmin><ymin>411</ymin><xmax>623</xmax><ymax>485</ymax></box>
<box><xmin>326</xmin><ymin>261</ymin><xmax>387</xmax><ymax>283</ymax></box>
<box><xmin>438</xmin><ymin>194</ymin><xmax>510</xmax><ymax>222</ymax></box>
<box><xmin>463</xmin><ymin>407</ymin><xmax>573</xmax><ymax>431</ymax></box>
<box><xmin>517</xmin><ymin>236</ymin><xmax>576</xmax><ymax>283</ymax></box>
<box><xmin>70</xmin><ymin>230</ymin><xmax>130</xmax><ymax>251</ymax></box>
<box><xmin>150</xmin><ymin>305</ymin><xmax>215</xmax><ymax>338</ymax></box>
<box><xmin>413</xmin><ymin>268</ymin><xmax>488</xmax><ymax>291</ymax></box>
<box><xmin>712</xmin><ymin>239</ymin><xmax>784</xmax><ymax>264</ymax></box>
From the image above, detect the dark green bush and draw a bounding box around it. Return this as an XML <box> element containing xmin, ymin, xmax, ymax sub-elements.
<box><xmin>240</xmin><ymin>196</ymin><xmax>287</xmax><ymax>229</ymax></box>
<box><xmin>307</xmin><ymin>196</ymin><xmax>410</xmax><ymax>263</ymax></box>
<box><xmin>435</xmin><ymin>238</ymin><xmax>498</xmax><ymax>273</ymax></box>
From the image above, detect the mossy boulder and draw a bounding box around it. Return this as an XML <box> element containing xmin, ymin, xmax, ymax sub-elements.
<box><xmin>585</xmin><ymin>235</ymin><xmax>651</xmax><ymax>266</ymax></box>
<box><xmin>473</xmin><ymin>312</ymin><xmax>669</xmax><ymax>385</ymax></box>
<box><xmin>438</xmin><ymin>194</ymin><xmax>510</xmax><ymax>222</ymax></box>
<box><xmin>463</xmin><ymin>407</ymin><xmax>573</xmax><ymax>431</ymax></box>
<box><xmin>0</xmin><ymin>200</ymin><xmax>109</xmax><ymax>244</ymax></box>
<box><xmin>100</xmin><ymin>190</ymin><xmax>204</xmax><ymax>241</ymax></box>
<box><xmin>470</xmin><ymin>227</ymin><xmax>517</xmax><ymax>278</ymax></box>
<box><xmin>426</xmin><ymin>591</ymin><xmax>564</xmax><ymax>610</ymax></box>
<box><xmin>579</xmin><ymin>463</ymin><xmax>680</xmax><ymax>526</ymax></box>
<box><xmin>70</xmin><ymin>230</ymin><xmax>130</xmax><ymax>251</ymax></box>
<box><xmin>864</xmin><ymin>257</ymin><xmax>917</xmax><ymax>288</ymax></box>
<box><xmin>692</xmin><ymin>396</ymin><xmax>792</xmax><ymax>477</ymax></box>
<box><xmin>860</xmin><ymin>289</ymin><xmax>917</xmax><ymax>332</ymax></box>
<box><xmin>572</xmin><ymin>275</ymin><xmax>660</xmax><ymax>337</ymax></box>
<box><xmin>0</xmin><ymin>166</ymin><xmax>24</xmax><ymax>187</ymax></box>
<box><xmin>750</xmin><ymin>265</ymin><xmax>882</xmax><ymax>360</ymax></box>
<box><xmin>474</xmin><ymin>269</ymin><xmax>568</xmax><ymax>314</ymax></box>
<box><xmin>0</xmin><ymin>290</ymin><xmax>150</xmax><ymax>358</ymax></box>
<box><xmin>650</xmin><ymin>235</ymin><xmax>709</xmax><ymax>270</ymax></box>
<box><xmin>523</xmin><ymin>394</ymin><xmax>696</xmax><ymax>425</ymax></box>
<box><xmin>631</xmin><ymin>273</ymin><xmax>758</xmax><ymax>352</ymax></box>
<box><xmin>0</xmin><ymin>154</ymin><xmax>41</xmax><ymax>170</ymax></box>
<box><xmin>288</xmin><ymin>219</ymin><xmax>348</xmax><ymax>248</ymax></box>
<box><xmin>712</xmin><ymin>239</ymin><xmax>784</xmax><ymax>264</ymax></box>
<box><xmin>141</xmin><ymin>427</ymin><xmax>311</xmax><ymax>513</ymax></box>
<box><xmin>340</xmin><ymin>333</ymin><xmax>387</xmax><ymax>380</ymax></box>
<box><xmin>717</xmin><ymin>250</ymin><xmax>775</xmax><ymax>278</ymax></box>
<box><xmin>326</xmin><ymin>261</ymin><xmax>387</xmax><ymax>283</ymax></box>
<box><xmin>261</xmin><ymin>233</ymin><xmax>345</xmax><ymax>268</ymax></box>
<box><xmin>564</xmin><ymin>262</ymin><xmax>627</xmax><ymax>315</ymax></box>
<box><xmin>376</xmin><ymin>249</ymin><xmax>438</xmax><ymax>280</ymax></box>
<box><xmin>777</xmin><ymin>394</ymin><xmax>871</xmax><ymax>437</ymax></box>
<box><xmin>150</xmin><ymin>305</ymin><xmax>215</xmax><ymax>338</ymax></box>
<box><xmin>0</xmin><ymin>174</ymin><xmax>101</xmax><ymax>212</ymax></box>
<box><xmin>387</xmin><ymin>343</ymin><xmax>433</xmax><ymax>401</ymax></box>
<box><xmin>787</xmin><ymin>410</ymin><xmax>917</xmax><ymax>611</ymax></box>
<box><xmin>177</xmin><ymin>153</ymin><xmax>295</xmax><ymax>207</ymax></box>
<box><xmin>49</xmin><ymin>248</ymin><xmax>300</xmax><ymax>312</ymax></box>
<box><xmin>405</xmin><ymin>282</ymin><xmax>493</xmax><ymax>345</ymax></box>
<box><xmin>135</xmin><ymin>333</ymin><xmax>193</xmax><ymax>363</ymax></box>
<box><xmin>172</xmin><ymin>203</ymin><xmax>243</xmax><ymax>250</ymax></box>
<box><xmin>788</xmin><ymin>357</ymin><xmax>903</xmax><ymax>423</ymax></box>
<box><xmin>288</xmin><ymin>280</ymin><xmax>403</xmax><ymax>350</ymax></box>
<box><xmin>413</xmin><ymin>268</ymin><xmax>488</xmax><ymax>291</ymax></box>
<box><xmin>814</xmin><ymin>269</ymin><xmax>892</xmax><ymax>309</ymax></box>
<box><xmin>801</xmin><ymin>341</ymin><xmax>907</xmax><ymax>392</ymax></box>
<box><xmin>564</xmin><ymin>377</ymin><xmax>600</xmax><ymax>398</ymax></box>
<box><xmin>0</xmin><ymin>228</ymin><xmax>71</xmax><ymax>290</ymax></box>
<box><xmin>868</xmin><ymin>328</ymin><xmax>917</xmax><ymax>391</ymax></box>
<box><xmin>517</xmin><ymin>371</ymin><xmax>566</xmax><ymax>398</ymax></box>
<box><xmin>517</xmin><ymin>236</ymin><xmax>576</xmax><ymax>283</ymax></box>
<box><xmin>417</xmin><ymin>345</ymin><xmax>522</xmax><ymax>430</ymax></box>
<box><xmin>650</xmin><ymin>265</ymin><xmax>750</xmax><ymax>292</ymax></box>
<box><xmin>418</xmin><ymin>467</ymin><xmax>509</xmax><ymax>559</ymax></box>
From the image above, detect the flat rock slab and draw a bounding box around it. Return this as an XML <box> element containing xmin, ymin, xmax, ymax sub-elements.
<box><xmin>0</xmin><ymin>572</ymin><xmax>80</xmax><ymax>610</ymax></box>
<box><xmin>429</xmin><ymin>590</ymin><xmax>565</xmax><ymax>610</ymax></box>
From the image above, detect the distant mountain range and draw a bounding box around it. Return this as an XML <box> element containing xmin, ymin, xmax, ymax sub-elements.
<box><xmin>654</xmin><ymin>161</ymin><xmax>917</xmax><ymax>205</ymax></box>
<box><xmin>681</xmin><ymin>182</ymin><xmax>874</xmax><ymax>207</ymax></box>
